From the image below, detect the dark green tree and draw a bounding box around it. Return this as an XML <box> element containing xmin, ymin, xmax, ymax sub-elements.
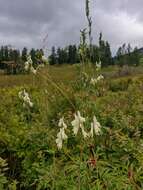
<box><xmin>22</xmin><ymin>47</ymin><xmax>28</xmax><ymax>62</ymax></box>
<box><xmin>30</xmin><ymin>48</ymin><xmax>37</xmax><ymax>66</ymax></box>
<box><xmin>49</xmin><ymin>46</ymin><xmax>57</xmax><ymax>65</ymax></box>
<box><xmin>68</xmin><ymin>45</ymin><xmax>77</xmax><ymax>64</ymax></box>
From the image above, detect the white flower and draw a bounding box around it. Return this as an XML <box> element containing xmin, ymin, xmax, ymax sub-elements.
<box><xmin>90</xmin><ymin>78</ymin><xmax>98</xmax><ymax>85</ymax></box>
<box><xmin>96</xmin><ymin>61</ymin><xmax>101</xmax><ymax>70</ymax></box>
<box><xmin>97</xmin><ymin>75</ymin><xmax>104</xmax><ymax>81</ymax></box>
<box><xmin>90</xmin><ymin>116</ymin><xmax>102</xmax><ymax>137</ymax></box>
<box><xmin>71</xmin><ymin>111</ymin><xmax>86</xmax><ymax>136</ymax></box>
<box><xmin>27</xmin><ymin>55</ymin><xmax>33</xmax><ymax>65</ymax></box>
<box><xmin>58</xmin><ymin>117</ymin><xmax>67</xmax><ymax>129</ymax></box>
<box><xmin>25</xmin><ymin>55</ymin><xmax>37</xmax><ymax>74</ymax></box>
<box><xmin>90</xmin><ymin>75</ymin><xmax>104</xmax><ymax>86</ymax></box>
<box><xmin>56</xmin><ymin>127</ymin><xmax>68</xmax><ymax>150</ymax></box>
<box><xmin>30</xmin><ymin>67</ymin><xmax>37</xmax><ymax>75</ymax></box>
<box><xmin>18</xmin><ymin>91</ymin><xmax>23</xmax><ymax>99</ymax></box>
<box><xmin>24</xmin><ymin>61</ymin><xmax>29</xmax><ymax>71</ymax></box>
<box><xmin>28</xmin><ymin>101</ymin><xmax>33</xmax><ymax>108</ymax></box>
<box><xmin>81</xmin><ymin>127</ymin><xmax>89</xmax><ymax>139</ymax></box>
<box><xmin>23</xmin><ymin>94</ymin><xmax>33</xmax><ymax>108</ymax></box>
<box><xmin>56</xmin><ymin>136</ymin><xmax>62</xmax><ymax>150</ymax></box>
<box><xmin>18</xmin><ymin>89</ymin><xmax>33</xmax><ymax>108</ymax></box>
<box><xmin>42</xmin><ymin>55</ymin><xmax>48</xmax><ymax>64</ymax></box>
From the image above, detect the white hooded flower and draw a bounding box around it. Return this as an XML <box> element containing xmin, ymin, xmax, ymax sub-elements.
<box><xmin>90</xmin><ymin>78</ymin><xmax>98</xmax><ymax>85</ymax></box>
<box><xmin>90</xmin><ymin>75</ymin><xmax>104</xmax><ymax>86</ymax></box>
<box><xmin>27</xmin><ymin>55</ymin><xmax>33</xmax><ymax>65</ymax></box>
<box><xmin>30</xmin><ymin>67</ymin><xmax>37</xmax><ymax>75</ymax></box>
<box><xmin>81</xmin><ymin>127</ymin><xmax>89</xmax><ymax>139</ymax></box>
<box><xmin>18</xmin><ymin>91</ymin><xmax>23</xmax><ymax>99</ymax></box>
<box><xmin>28</xmin><ymin>101</ymin><xmax>33</xmax><ymax>108</ymax></box>
<box><xmin>58</xmin><ymin>117</ymin><xmax>67</xmax><ymax>129</ymax></box>
<box><xmin>25</xmin><ymin>55</ymin><xmax>37</xmax><ymax>74</ymax></box>
<box><xmin>24</xmin><ymin>61</ymin><xmax>29</xmax><ymax>71</ymax></box>
<box><xmin>97</xmin><ymin>75</ymin><xmax>104</xmax><ymax>81</ymax></box>
<box><xmin>96</xmin><ymin>61</ymin><xmax>101</xmax><ymax>70</ymax></box>
<box><xmin>56</xmin><ymin>136</ymin><xmax>62</xmax><ymax>150</ymax></box>
<box><xmin>56</xmin><ymin>127</ymin><xmax>68</xmax><ymax>150</ymax></box>
<box><xmin>71</xmin><ymin>111</ymin><xmax>86</xmax><ymax>136</ymax></box>
<box><xmin>42</xmin><ymin>55</ymin><xmax>48</xmax><ymax>64</ymax></box>
<box><xmin>90</xmin><ymin>116</ymin><xmax>102</xmax><ymax>137</ymax></box>
<box><xmin>18</xmin><ymin>89</ymin><xmax>33</xmax><ymax>108</ymax></box>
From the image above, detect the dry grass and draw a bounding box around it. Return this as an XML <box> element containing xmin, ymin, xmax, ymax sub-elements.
<box><xmin>0</xmin><ymin>65</ymin><xmax>77</xmax><ymax>88</ymax></box>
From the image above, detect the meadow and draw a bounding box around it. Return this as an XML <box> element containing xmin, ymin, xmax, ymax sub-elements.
<box><xmin>0</xmin><ymin>64</ymin><xmax>143</xmax><ymax>190</ymax></box>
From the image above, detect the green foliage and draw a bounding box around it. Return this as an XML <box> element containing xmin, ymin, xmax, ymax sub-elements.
<box><xmin>0</xmin><ymin>157</ymin><xmax>8</xmax><ymax>190</ymax></box>
<box><xmin>115</xmin><ymin>44</ymin><xmax>140</xmax><ymax>66</ymax></box>
<box><xmin>0</xmin><ymin>66</ymin><xmax>143</xmax><ymax>189</ymax></box>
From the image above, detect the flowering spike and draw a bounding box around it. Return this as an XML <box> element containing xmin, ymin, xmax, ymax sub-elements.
<box><xmin>18</xmin><ymin>89</ymin><xmax>33</xmax><ymax>108</ymax></box>
<box><xmin>71</xmin><ymin>111</ymin><xmax>86</xmax><ymax>136</ymax></box>
<box><xmin>89</xmin><ymin>116</ymin><xmax>102</xmax><ymax>137</ymax></box>
<box><xmin>58</xmin><ymin>117</ymin><xmax>67</xmax><ymax>129</ymax></box>
<box><xmin>56</xmin><ymin>118</ymin><xmax>68</xmax><ymax>150</ymax></box>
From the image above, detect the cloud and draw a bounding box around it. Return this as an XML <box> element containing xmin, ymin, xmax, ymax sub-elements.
<box><xmin>0</xmin><ymin>0</ymin><xmax>143</xmax><ymax>54</ymax></box>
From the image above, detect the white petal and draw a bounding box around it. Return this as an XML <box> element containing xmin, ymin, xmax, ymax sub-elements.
<box><xmin>81</xmin><ymin>127</ymin><xmax>88</xmax><ymax>139</ymax></box>
<box><xmin>89</xmin><ymin>123</ymin><xmax>94</xmax><ymax>138</ymax></box>
<box><xmin>56</xmin><ymin>138</ymin><xmax>62</xmax><ymax>150</ymax></box>
<box><xmin>61</xmin><ymin>128</ymin><xmax>68</xmax><ymax>140</ymax></box>
<box><xmin>93</xmin><ymin>116</ymin><xmax>101</xmax><ymax>135</ymax></box>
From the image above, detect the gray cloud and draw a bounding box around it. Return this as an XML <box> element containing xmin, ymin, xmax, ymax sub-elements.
<box><xmin>0</xmin><ymin>0</ymin><xmax>143</xmax><ymax>54</ymax></box>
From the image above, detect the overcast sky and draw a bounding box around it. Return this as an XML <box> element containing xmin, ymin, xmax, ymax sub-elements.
<box><xmin>0</xmin><ymin>0</ymin><xmax>143</xmax><ymax>54</ymax></box>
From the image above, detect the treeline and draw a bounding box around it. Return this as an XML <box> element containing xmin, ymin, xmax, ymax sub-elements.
<box><xmin>49</xmin><ymin>33</ymin><xmax>113</xmax><ymax>66</ymax></box>
<box><xmin>0</xmin><ymin>46</ymin><xmax>44</xmax><ymax>74</ymax></box>
<box><xmin>115</xmin><ymin>44</ymin><xmax>140</xmax><ymax>66</ymax></box>
<box><xmin>49</xmin><ymin>33</ymin><xmax>142</xmax><ymax>67</ymax></box>
<box><xmin>0</xmin><ymin>33</ymin><xmax>143</xmax><ymax>74</ymax></box>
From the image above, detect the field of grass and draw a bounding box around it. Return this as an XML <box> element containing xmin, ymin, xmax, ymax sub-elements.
<box><xmin>0</xmin><ymin>65</ymin><xmax>143</xmax><ymax>189</ymax></box>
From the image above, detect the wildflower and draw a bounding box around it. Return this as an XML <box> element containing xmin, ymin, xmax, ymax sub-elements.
<box><xmin>24</xmin><ymin>55</ymin><xmax>37</xmax><ymax>74</ymax></box>
<box><xmin>58</xmin><ymin>117</ymin><xmax>67</xmax><ymax>129</ymax></box>
<box><xmin>90</xmin><ymin>75</ymin><xmax>104</xmax><ymax>86</ymax></box>
<box><xmin>24</xmin><ymin>61</ymin><xmax>29</xmax><ymax>71</ymax></box>
<box><xmin>42</xmin><ymin>55</ymin><xmax>48</xmax><ymax>64</ymax></box>
<box><xmin>27</xmin><ymin>55</ymin><xmax>33</xmax><ymax>65</ymax></box>
<box><xmin>18</xmin><ymin>89</ymin><xmax>33</xmax><ymax>108</ymax></box>
<box><xmin>55</xmin><ymin>135</ymin><xmax>62</xmax><ymax>150</ymax></box>
<box><xmin>56</xmin><ymin>119</ymin><xmax>68</xmax><ymax>150</ymax></box>
<box><xmin>89</xmin><ymin>116</ymin><xmax>102</xmax><ymax>137</ymax></box>
<box><xmin>97</xmin><ymin>75</ymin><xmax>104</xmax><ymax>81</ymax></box>
<box><xmin>30</xmin><ymin>66</ymin><xmax>37</xmax><ymax>75</ymax></box>
<box><xmin>18</xmin><ymin>91</ymin><xmax>23</xmax><ymax>99</ymax></box>
<box><xmin>81</xmin><ymin>127</ymin><xmax>89</xmax><ymax>139</ymax></box>
<box><xmin>96</xmin><ymin>60</ymin><xmax>101</xmax><ymax>70</ymax></box>
<box><xmin>90</xmin><ymin>78</ymin><xmax>98</xmax><ymax>85</ymax></box>
<box><xmin>71</xmin><ymin>111</ymin><xmax>86</xmax><ymax>136</ymax></box>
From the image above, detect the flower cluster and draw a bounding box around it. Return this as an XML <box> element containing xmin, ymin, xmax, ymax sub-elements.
<box><xmin>41</xmin><ymin>55</ymin><xmax>49</xmax><ymax>64</ymax></box>
<box><xmin>56</xmin><ymin>117</ymin><xmax>68</xmax><ymax>150</ymax></box>
<box><xmin>71</xmin><ymin>111</ymin><xmax>88</xmax><ymax>138</ymax></box>
<box><xmin>96</xmin><ymin>60</ymin><xmax>101</xmax><ymax>71</ymax></box>
<box><xmin>24</xmin><ymin>55</ymin><xmax>37</xmax><ymax>74</ymax></box>
<box><xmin>56</xmin><ymin>111</ymin><xmax>102</xmax><ymax>149</ymax></box>
<box><xmin>89</xmin><ymin>116</ymin><xmax>102</xmax><ymax>137</ymax></box>
<box><xmin>18</xmin><ymin>89</ymin><xmax>33</xmax><ymax>108</ymax></box>
<box><xmin>90</xmin><ymin>75</ymin><xmax>104</xmax><ymax>85</ymax></box>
